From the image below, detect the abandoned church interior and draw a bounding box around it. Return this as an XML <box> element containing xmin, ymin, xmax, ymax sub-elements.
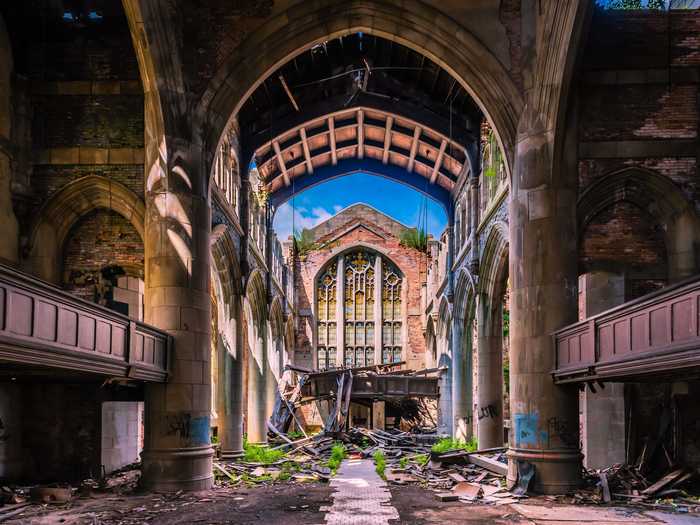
<box><xmin>1</xmin><ymin>1</ymin><xmax>700</xmax><ymax>523</ymax></box>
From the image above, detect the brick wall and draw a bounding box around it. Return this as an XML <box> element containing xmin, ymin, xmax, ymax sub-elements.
<box><xmin>580</xmin><ymin>200</ymin><xmax>668</xmax><ymax>299</ymax></box>
<box><xmin>292</xmin><ymin>204</ymin><xmax>428</xmax><ymax>371</ymax></box>
<box><xmin>3</xmin><ymin>5</ymin><xmax>146</xmax><ymax>260</ymax></box>
<box><xmin>62</xmin><ymin>208</ymin><xmax>144</xmax><ymax>303</ymax></box>
<box><xmin>578</xmin><ymin>9</ymin><xmax>700</xmax><ymax>299</ymax></box>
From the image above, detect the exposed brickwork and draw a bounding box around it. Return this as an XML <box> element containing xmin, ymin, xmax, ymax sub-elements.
<box><xmin>578</xmin><ymin>157</ymin><xmax>699</xmax><ymax>215</ymax></box>
<box><xmin>578</xmin><ymin>9</ymin><xmax>699</xmax><ymax>301</ymax></box>
<box><xmin>32</xmin><ymin>164</ymin><xmax>144</xmax><ymax>202</ymax></box>
<box><xmin>580</xmin><ymin>84</ymin><xmax>697</xmax><ymax>142</ymax></box>
<box><xmin>499</xmin><ymin>0</ymin><xmax>523</xmax><ymax>92</ymax></box>
<box><xmin>62</xmin><ymin>209</ymin><xmax>144</xmax><ymax>302</ymax></box>
<box><xmin>31</xmin><ymin>94</ymin><xmax>144</xmax><ymax>148</ymax></box>
<box><xmin>579</xmin><ymin>201</ymin><xmax>667</xmax><ymax>300</ymax></box>
<box><xmin>292</xmin><ymin>204</ymin><xmax>428</xmax><ymax>374</ymax></box>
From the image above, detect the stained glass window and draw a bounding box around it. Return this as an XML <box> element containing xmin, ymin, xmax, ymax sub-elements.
<box><xmin>317</xmin><ymin>262</ymin><xmax>337</xmax><ymax>369</ymax></box>
<box><xmin>317</xmin><ymin>250</ymin><xmax>402</xmax><ymax>369</ymax></box>
<box><xmin>343</xmin><ymin>251</ymin><xmax>375</xmax><ymax>367</ymax></box>
<box><xmin>382</xmin><ymin>262</ymin><xmax>402</xmax><ymax>363</ymax></box>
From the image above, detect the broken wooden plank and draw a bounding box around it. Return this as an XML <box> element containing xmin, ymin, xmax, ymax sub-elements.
<box><xmin>468</xmin><ymin>454</ymin><xmax>508</xmax><ymax>476</ymax></box>
<box><xmin>641</xmin><ymin>468</ymin><xmax>685</xmax><ymax>495</ymax></box>
<box><xmin>213</xmin><ymin>462</ymin><xmax>239</xmax><ymax>482</ymax></box>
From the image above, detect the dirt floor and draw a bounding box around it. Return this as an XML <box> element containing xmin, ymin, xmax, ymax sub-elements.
<box><xmin>388</xmin><ymin>484</ymin><xmax>529</xmax><ymax>524</ymax></box>
<box><xmin>3</xmin><ymin>483</ymin><xmax>333</xmax><ymax>525</ymax></box>
<box><xmin>4</xmin><ymin>480</ymin><xmax>700</xmax><ymax>525</ymax></box>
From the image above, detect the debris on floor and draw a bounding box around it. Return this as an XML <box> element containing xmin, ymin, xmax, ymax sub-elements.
<box><xmin>572</xmin><ymin>463</ymin><xmax>700</xmax><ymax>513</ymax></box>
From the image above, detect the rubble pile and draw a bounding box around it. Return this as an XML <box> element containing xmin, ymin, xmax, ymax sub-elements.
<box><xmin>574</xmin><ymin>463</ymin><xmax>700</xmax><ymax>512</ymax></box>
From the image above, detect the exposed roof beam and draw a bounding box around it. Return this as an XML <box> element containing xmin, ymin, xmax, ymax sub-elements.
<box><xmin>430</xmin><ymin>139</ymin><xmax>448</xmax><ymax>184</ymax></box>
<box><xmin>279</xmin><ymin>74</ymin><xmax>300</xmax><ymax>112</ymax></box>
<box><xmin>328</xmin><ymin>116</ymin><xmax>338</xmax><ymax>165</ymax></box>
<box><xmin>382</xmin><ymin>116</ymin><xmax>393</xmax><ymax>164</ymax></box>
<box><xmin>407</xmin><ymin>126</ymin><xmax>422</xmax><ymax>172</ymax></box>
<box><xmin>273</xmin><ymin>141</ymin><xmax>291</xmax><ymax>187</ymax></box>
<box><xmin>357</xmin><ymin>110</ymin><xmax>365</xmax><ymax>159</ymax></box>
<box><xmin>299</xmin><ymin>127</ymin><xmax>313</xmax><ymax>173</ymax></box>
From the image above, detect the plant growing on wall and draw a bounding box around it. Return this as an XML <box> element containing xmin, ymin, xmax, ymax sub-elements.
<box><xmin>399</xmin><ymin>227</ymin><xmax>428</xmax><ymax>252</ymax></box>
<box><xmin>292</xmin><ymin>228</ymin><xmax>318</xmax><ymax>257</ymax></box>
<box><xmin>482</xmin><ymin>128</ymin><xmax>503</xmax><ymax>179</ymax></box>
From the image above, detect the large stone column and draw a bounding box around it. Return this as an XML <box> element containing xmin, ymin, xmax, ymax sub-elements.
<box><xmin>437</xmin><ymin>330</ymin><xmax>453</xmax><ymax>435</ymax></box>
<box><xmin>452</xmin><ymin>319</ymin><xmax>473</xmax><ymax>442</ymax></box>
<box><xmin>265</xmin><ymin>329</ymin><xmax>278</xmax><ymax>421</ymax></box>
<box><xmin>476</xmin><ymin>293</ymin><xmax>504</xmax><ymax>448</ymax></box>
<box><xmin>216</xmin><ymin>314</ymin><xmax>244</xmax><ymax>458</ymax></box>
<box><xmin>507</xmin><ymin>109</ymin><xmax>581</xmax><ymax>493</ymax></box>
<box><xmin>246</xmin><ymin>322</ymin><xmax>267</xmax><ymax>444</ymax></box>
<box><xmin>141</xmin><ymin>163</ymin><xmax>214</xmax><ymax>491</ymax></box>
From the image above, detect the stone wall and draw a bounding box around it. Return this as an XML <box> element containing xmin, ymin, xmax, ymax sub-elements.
<box><xmin>292</xmin><ymin>204</ymin><xmax>428</xmax><ymax>371</ymax></box>
<box><xmin>62</xmin><ymin>208</ymin><xmax>144</xmax><ymax>303</ymax></box>
<box><xmin>578</xmin><ymin>9</ymin><xmax>700</xmax><ymax>300</ymax></box>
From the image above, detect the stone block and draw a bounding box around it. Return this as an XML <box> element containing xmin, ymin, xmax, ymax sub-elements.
<box><xmin>91</xmin><ymin>81</ymin><xmax>120</xmax><ymax>95</ymax></box>
<box><xmin>57</xmin><ymin>81</ymin><xmax>91</xmax><ymax>95</ymax></box>
<box><xmin>127</xmin><ymin>276</ymin><xmax>141</xmax><ymax>292</ymax></box>
<box><xmin>79</xmin><ymin>147</ymin><xmax>109</xmax><ymax>164</ymax></box>
<box><xmin>50</xmin><ymin>148</ymin><xmax>80</xmax><ymax>164</ymax></box>
<box><xmin>109</xmin><ymin>148</ymin><xmax>135</xmax><ymax>164</ymax></box>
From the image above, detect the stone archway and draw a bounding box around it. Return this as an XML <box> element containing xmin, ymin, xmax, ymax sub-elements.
<box><xmin>475</xmin><ymin>222</ymin><xmax>509</xmax><ymax>449</ymax></box>
<box><xmin>27</xmin><ymin>176</ymin><xmax>145</xmax><ymax>284</ymax></box>
<box><xmin>452</xmin><ymin>268</ymin><xmax>477</xmax><ymax>442</ymax></box>
<box><xmin>198</xmin><ymin>0</ymin><xmax>523</xmax><ymax>187</ymax></box>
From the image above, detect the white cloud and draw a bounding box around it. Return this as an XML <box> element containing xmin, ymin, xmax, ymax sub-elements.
<box><xmin>273</xmin><ymin>203</ymin><xmax>341</xmax><ymax>240</ymax></box>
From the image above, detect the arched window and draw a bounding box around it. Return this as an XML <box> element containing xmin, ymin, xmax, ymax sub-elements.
<box><xmin>317</xmin><ymin>261</ymin><xmax>338</xmax><ymax>369</ymax></box>
<box><xmin>315</xmin><ymin>248</ymin><xmax>403</xmax><ymax>369</ymax></box>
<box><xmin>382</xmin><ymin>261</ymin><xmax>402</xmax><ymax>364</ymax></box>
<box><xmin>344</xmin><ymin>251</ymin><xmax>375</xmax><ymax>367</ymax></box>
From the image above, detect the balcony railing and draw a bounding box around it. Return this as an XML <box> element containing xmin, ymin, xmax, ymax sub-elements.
<box><xmin>553</xmin><ymin>275</ymin><xmax>700</xmax><ymax>384</ymax></box>
<box><xmin>0</xmin><ymin>263</ymin><xmax>170</xmax><ymax>382</ymax></box>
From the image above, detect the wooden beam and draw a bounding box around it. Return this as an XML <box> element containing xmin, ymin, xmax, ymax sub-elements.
<box><xmin>407</xmin><ymin>126</ymin><xmax>422</xmax><ymax>172</ymax></box>
<box><xmin>382</xmin><ymin>116</ymin><xmax>393</xmax><ymax>164</ymax></box>
<box><xmin>273</xmin><ymin>141</ymin><xmax>291</xmax><ymax>187</ymax></box>
<box><xmin>279</xmin><ymin>74</ymin><xmax>300</xmax><ymax>112</ymax></box>
<box><xmin>299</xmin><ymin>127</ymin><xmax>313</xmax><ymax>174</ymax></box>
<box><xmin>430</xmin><ymin>139</ymin><xmax>448</xmax><ymax>184</ymax></box>
<box><xmin>357</xmin><ymin>109</ymin><xmax>365</xmax><ymax>159</ymax></box>
<box><xmin>328</xmin><ymin>116</ymin><xmax>337</xmax><ymax>165</ymax></box>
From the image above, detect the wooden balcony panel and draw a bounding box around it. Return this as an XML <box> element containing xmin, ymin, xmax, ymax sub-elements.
<box><xmin>553</xmin><ymin>276</ymin><xmax>700</xmax><ymax>384</ymax></box>
<box><xmin>0</xmin><ymin>263</ymin><xmax>170</xmax><ymax>382</ymax></box>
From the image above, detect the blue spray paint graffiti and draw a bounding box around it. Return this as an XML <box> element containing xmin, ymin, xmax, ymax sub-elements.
<box><xmin>513</xmin><ymin>413</ymin><xmax>548</xmax><ymax>447</ymax></box>
<box><xmin>190</xmin><ymin>416</ymin><xmax>211</xmax><ymax>446</ymax></box>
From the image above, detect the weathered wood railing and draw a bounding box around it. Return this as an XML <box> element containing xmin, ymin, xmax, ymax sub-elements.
<box><xmin>0</xmin><ymin>263</ymin><xmax>170</xmax><ymax>381</ymax></box>
<box><xmin>553</xmin><ymin>275</ymin><xmax>700</xmax><ymax>383</ymax></box>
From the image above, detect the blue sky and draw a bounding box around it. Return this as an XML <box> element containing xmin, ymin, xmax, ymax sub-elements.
<box><xmin>272</xmin><ymin>173</ymin><xmax>447</xmax><ymax>240</ymax></box>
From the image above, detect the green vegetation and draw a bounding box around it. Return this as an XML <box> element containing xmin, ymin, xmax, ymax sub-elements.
<box><xmin>243</xmin><ymin>442</ymin><xmax>286</xmax><ymax>464</ymax></box>
<box><xmin>412</xmin><ymin>453</ymin><xmax>429</xmax><ymax>466</ymax></box>
<box><xmin>293</xmin><ymin>228</ymin><xmax>318</xmax><ymax>257</ymax></box>
<box><xmin>373</xmin><ymin>450</ymin><xmax>387</xmax><ymax>480</ymax></box>
<box><xmin>431</xmin><ymin>437</ymin><xmax>478</xmax><ymax>454</ymax></box>
<box><xmin>399</xmin><ymin>227</ymin><xmax>428</xmax><ymax>252</ymax></box>
<box><xmin>327</xmin><ymin>442</ymin><xmax>347</xmax><ymax>474</ymax></box>
<box><xmin>398</xmin><ymin>457</ymin><xmax>409</xmax><ymax>469</ymax></box>
<box><xmin>287</xmin><ymin>430</ymin><xmax>305</xmax><ymax>440</ymax></box>
<box><xmin>483</xmin><ymin>129</ymin><xmax>503</xmax><ymax>179</ymax></box>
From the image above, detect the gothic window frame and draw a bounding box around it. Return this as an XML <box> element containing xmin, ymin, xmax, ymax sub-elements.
<box><xmin>315</xmin><ymin>247</ymin><xmax>404</xmax><ymax>370</ymax></box>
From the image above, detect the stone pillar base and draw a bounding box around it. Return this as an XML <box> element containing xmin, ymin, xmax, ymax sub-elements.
<box><xmin>141</xmin><ymin>446</ymin><xmax>214</xmax><ymax>492</ymax></box>
<box><xmin>507</xmin><ymin>448</ymin><xmax>581</xmax><ymax>494</ymax></box>
<box><xmin>220</xmin><ymin>449</ymin><xmax>245</xmax><ymax>460</ymax></box>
